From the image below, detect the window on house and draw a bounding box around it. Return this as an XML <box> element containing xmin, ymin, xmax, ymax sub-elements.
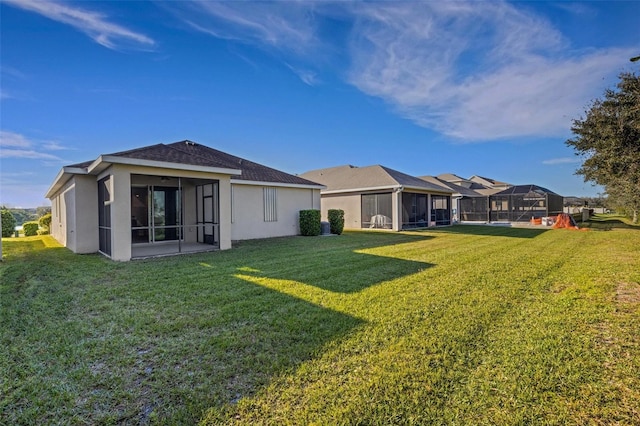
<box><xmin>263</xmin><ymin>187</ymin><xmax>277</xmax><ymax>222</ymax></box>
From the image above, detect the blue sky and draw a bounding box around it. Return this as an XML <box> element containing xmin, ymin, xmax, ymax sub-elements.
<box><xmin>1</xmin><ymin>0</ymin><xmax>638</xmax><ymax>207</ymax></box>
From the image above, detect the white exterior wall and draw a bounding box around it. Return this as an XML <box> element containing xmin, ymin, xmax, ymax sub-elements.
<box><xmin>231</xmin><ymin>184</ymin><xmax>320</xmax><ymax>241</ymax></box>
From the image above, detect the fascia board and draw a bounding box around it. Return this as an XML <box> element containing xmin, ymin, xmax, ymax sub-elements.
<box><xmin>231</xmin><ymin>179</ymin><xmax>325</xmax><ymax>190</ymax></box>
<box><xmin>321</xmin><ymin>185</ymin><xmax>400</xmax><ymax>195</ymax></box>
<box><xmin>402</xmin><ymin>185</ymin><xmax>454</xmax><ymax>194</ymax></box>
<box><xmin>44</xmin><ymin>166</ymin><xmax>88</xmax><ymax>199</ymax></box>
<box><xmin>89</xmin><ymin>155</ymin><xmax>242</xmax><ymax>176</ymax></box>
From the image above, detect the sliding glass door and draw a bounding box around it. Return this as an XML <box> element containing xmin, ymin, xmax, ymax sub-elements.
<box><xmin>131</xmin><ymin>186</ymin><xmax>182</xmax><ymax>244</ymax></box>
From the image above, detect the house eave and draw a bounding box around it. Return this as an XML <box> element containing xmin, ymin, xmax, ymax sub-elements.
<box><xmin>321</xmin><ymin>185</ymin><xmax>401</xmax><ymax>195</ymax></box>
<box><xmin>89</xmin><ymin>155</ymin><xmax>243</xmax><ymax>176</ymax></box>
<box><xmin>322</xmin><ymin>184</ymin><xmax>453</xmax><ymax>196</ymax></box>
<box><xmin>45</xmin><ymin>166</ymin><xmax>89</xmax><ymax>199</ymax></box>
<box><xmin>231</xmin><ymin>179</ymin><xmax>325</xmax><ymax>190</ymax></box>
<box><xmin>402</xmin><ymin>184</ymin><xmax>454</xmax><ymax>195</ymax></box>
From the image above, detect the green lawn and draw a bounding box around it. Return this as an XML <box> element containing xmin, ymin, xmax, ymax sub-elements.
<box><xmin>1</xmin><ymin>225</ymin><xmax>639</xmax><ymax>425</ymax></box>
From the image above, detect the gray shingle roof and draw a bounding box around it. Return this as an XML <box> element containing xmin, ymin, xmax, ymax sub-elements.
<box><xmin>68</xmin><ymin>140</ymin><xmax>322</xmax><ymax>187</ymax></box>
<box><xmin>299</xmin><ymin>164</ymin><xmax>452</xmax><ymax>193</ymax></box>
<box><xmin>165</xmin><ymin>141</ymin><xmax>320</xmax><ymax>186</ymax></box>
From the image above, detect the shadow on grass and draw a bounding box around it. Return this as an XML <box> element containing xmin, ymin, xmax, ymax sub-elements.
<box><xmin>427</xmin><ymin>224</ymin><xmax>549</xmax><ymax>239</ymax></box>
<box><xmin>580</xmin><ymin>217</ymin><xmax>640</xmax><ymax>231</ymax></box>
<box><xmin>165</xmin><ymin>276</ymin><xmax>366</xmax><ymax>423</ymax></box>
<box><xmin>1</xmin><ymin>237</ymin><xmax>366</xmax><ymax>424</ymax></box>
<box><xmin>231</xmin><ymin>233</ymin><xmax>434</xmax><ymax>293</ymax></box>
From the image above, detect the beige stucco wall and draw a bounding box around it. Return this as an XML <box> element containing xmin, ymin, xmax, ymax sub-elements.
<box><xmin>105</xmin><ymin>165</ymin><xmax>132</xmax><ymax>261</ymax></box>
<box><xmin>320</xmin><ymin>193</ymin><xmax>362</xmax><ymax>229</ymax></box>
<box><xmin>48</xmin><ymin>174</ymin><xmax>99</xmax><ymax>254</ymax></box>
<box><xmin>50</xmin><ymin>185</ymin><xmax>68</xmax><ymax>247</ymax></box>
<box><xmin>74</xmin><ymin>175</ymin><xmax>99</xmax><ymax>253</ymax></box>
<box><xmin>231</xmin><ymin>184</ymin><xmax>320</xmax><ymax>241</ymax></box>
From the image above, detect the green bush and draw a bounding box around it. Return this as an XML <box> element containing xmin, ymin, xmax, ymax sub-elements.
<box><xmin>23</xmin><ymin>221</ymin><xmax>39</xmax><ymax>237</ymax></box>
<box><xmin>299</xmin><ymin>210</ymin><xmax>321</xmax><ymax>236</ymax></box>
<box><xmin>328</xmin><ymin>209</ymin><xmax>345</xmax><ymax>235</ymax></box>
<box><xmin>1</xmin><ymin>209</ymin><xmax>17</xmax><ymax>237</ymax></box>
<box><xmin>39</xmin><ymin>213</ymin><xmax>52</xmax><ymax>234</ymax></box>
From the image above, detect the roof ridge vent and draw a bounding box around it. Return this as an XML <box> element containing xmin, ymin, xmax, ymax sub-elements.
<box><xmin>185</xmin><ymin>140</ymin><xmax>197</xmax><ymax>146</ymax></box>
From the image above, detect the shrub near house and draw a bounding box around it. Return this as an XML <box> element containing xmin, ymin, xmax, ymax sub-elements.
<box><xmin>299</xmin><ymin>209</ymin><xmax>321</xmax><ymax>236</ymax></box>
<box><xmin>328</xmin><ymin>209</ymin><xmax>344</xmax><ymax>235</ymax></box>
<box><xmin>39</xmin><ymin>213</ymin><xmax>52</xmax><ymax>235</ymax></box>
<box><xmin>1</xmin><ymin>210</ymin><xmax>17</xmax><ymax>237</ymax></box>
<box><xmin>23</xmin><ymin>222</ymin><xmax>39</xmax><ymax>237</ymax></box>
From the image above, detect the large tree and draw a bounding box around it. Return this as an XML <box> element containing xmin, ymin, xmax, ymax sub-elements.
<box><xmin>566</xmin><ymin>72</ymin><xmax>640</xmax><ymax>223</ymax></box>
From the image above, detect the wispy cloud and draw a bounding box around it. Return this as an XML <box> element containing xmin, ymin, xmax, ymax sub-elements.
<box><xmin>170</xmin><ymin>1</ymin><xmax>318</xmax><ymax>54</ymax></box>
<box><xmin>346</xmin><ymin>2</ymin><xmax>631</xmax><ymax>141</ymax></box>
<box><xmin>41</xmin><ymin>141</ymin><xmax>72</xmax><ymax>151</ymax></box>
<box><xmin>286</xmin><ymin>63</ymin><xmax>320</xmax><ymax>86</ymax></box>
<box><xmin>0</xmin><ymin>131</ymin><xmax>31</xmax><ymax>148</ymax></box>
<box><xmin>0</xmin><ymin>148</ymin><xmax>63</xmax><ymax>160</ymax></box>
<box><xmin>163</xmin><ymin>1</ymin><xmax>632</xmax><ymax>142</ymax></box>
<box><xmin>4</xmin><ymin>0</ymin><xmax>154</xmax><ymax>50</ymax></box>
<box><xmin>0</xmin><ymin>131</ymin><xmax>65</xmax><ymax>162</ymax></box>
<box><xmin>543</xmin><ymin>157</ymin><xmax>581</xmax><ymax>165</ymax></box>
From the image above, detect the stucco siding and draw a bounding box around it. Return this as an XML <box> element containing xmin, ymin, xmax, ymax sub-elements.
<box><xmin>48</xmin><ymin>175</ymin><xmax>99</xmax><ymax>254</ymax></box>
<box><xmin>50</xmin><ymin>184</ymin><xmax>69</xmax><ymax>247</ymax></box>
<box><xmin>231</xmin><ymin>184</ymin><xmax>320</xmax><ymax>240</ymax></box>
<box><xmin>73</xmin><ymin>175</ymin><xmax>99</xmax><ymax>253</ymax></box>
<box><xmin>320</xmin><ymin>194</ymin><xmax>362</xmax><ymax>229</ymax></box>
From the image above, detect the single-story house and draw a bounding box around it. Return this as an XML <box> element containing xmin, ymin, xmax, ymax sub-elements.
<box><xmin>488</xmin><ymin>184</ymin><xmax>564</xmax><ymax>222</ymax></box>
<box><xmin>45</xmin><ymin>140</ymin><xmax>323</xmax><ymax>261</ymax></box>
<box><xmin>425</xmin><ymin>174</ymin><xmax>564</xmax><ymax>223</ymax></box>
<box><xmin>422</xmin><ymin>174</ymin><xmax>510</xmax><ymax>222</ymax></box>
<box><xmin>299</xmin><ymin>165</ymin><xmax>454</xmax><ymax>231</ymax></box>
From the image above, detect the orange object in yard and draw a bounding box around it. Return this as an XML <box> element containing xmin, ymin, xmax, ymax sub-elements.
<box><xmin>552</xmin><ymin>213</ymin><xmax>585</xmax><ymax>230</ymax></box>
<box><xmin>531</xmin><ymin>217</ymin><xmax>542</xmax><ymax>225</ymax></box>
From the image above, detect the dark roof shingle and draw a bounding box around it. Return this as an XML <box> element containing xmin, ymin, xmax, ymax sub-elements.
<box><xmin>67</xmin><ymin>140</ymin><xmax>322</xmax><ymax>186</ymax></box>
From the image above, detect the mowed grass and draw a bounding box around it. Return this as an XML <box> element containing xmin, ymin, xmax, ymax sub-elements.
<box><xmin>1</xmin><ymin>225</ymin><xmax>639</xmax><ymax>425</ymax></box>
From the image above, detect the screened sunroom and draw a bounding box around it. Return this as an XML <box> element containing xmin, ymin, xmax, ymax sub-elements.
<box><xmin>489</xmin><ymin>184</ymin><xmax>563</xmax><ymax>222</ymax></box>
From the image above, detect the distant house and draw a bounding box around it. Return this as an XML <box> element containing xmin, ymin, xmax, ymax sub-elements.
<box><xmin>299</xmin><ymin>165</ymin><xmax>453</xmax><ymax>231</ymax></box>
<box><xmin>45</xmin><ymin>140</ymin><xmax>323</xmax><ymax>261</ymax></box>
<box><xmin>426</xmin><ymin>174</ymin><xmax>510</xmax><ymax>222</ymax></box>
<box><xmin>428</xmin><ymin>174</ymin><xmax>563</xmax><ymax>223</ymax></box>
<box><xmin>488</xmin><ymin>184</ymin><xmax>564</xmax><ymax>222</ymax></box>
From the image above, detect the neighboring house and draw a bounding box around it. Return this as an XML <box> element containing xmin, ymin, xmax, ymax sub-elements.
<box><xmin>428</xmin><ymin>174</ymin><xmax>563</xmax><ymax>223</ymax></box>
<box><xmin>427</xmin><ymin>174</ymin><xmax>510</xmax><ymax>222</ymax></box>
<box><xmin>46</xmin><ymin>140</ymin><xmax>323</xmax><ymax>261</ymax></box>
<box><xmin>299</xmin><ymin>165</ymin><xmax>454</xmax><ymax>231</ymax></box>
<box><xmin>488</xmin><ymin>184</ymin><xmax>564</xmax><ymax>222</ymax></box>
<box><xmin>467</xmin><ymin>175</ymin><xmax>511</xmax><ymax>191</ymax></box>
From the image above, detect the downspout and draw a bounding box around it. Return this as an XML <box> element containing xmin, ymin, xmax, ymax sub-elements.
<box><xmin>392</xmin><ymin>186</ymin><xmax>404</xmax><ymax>231</ymax></box>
